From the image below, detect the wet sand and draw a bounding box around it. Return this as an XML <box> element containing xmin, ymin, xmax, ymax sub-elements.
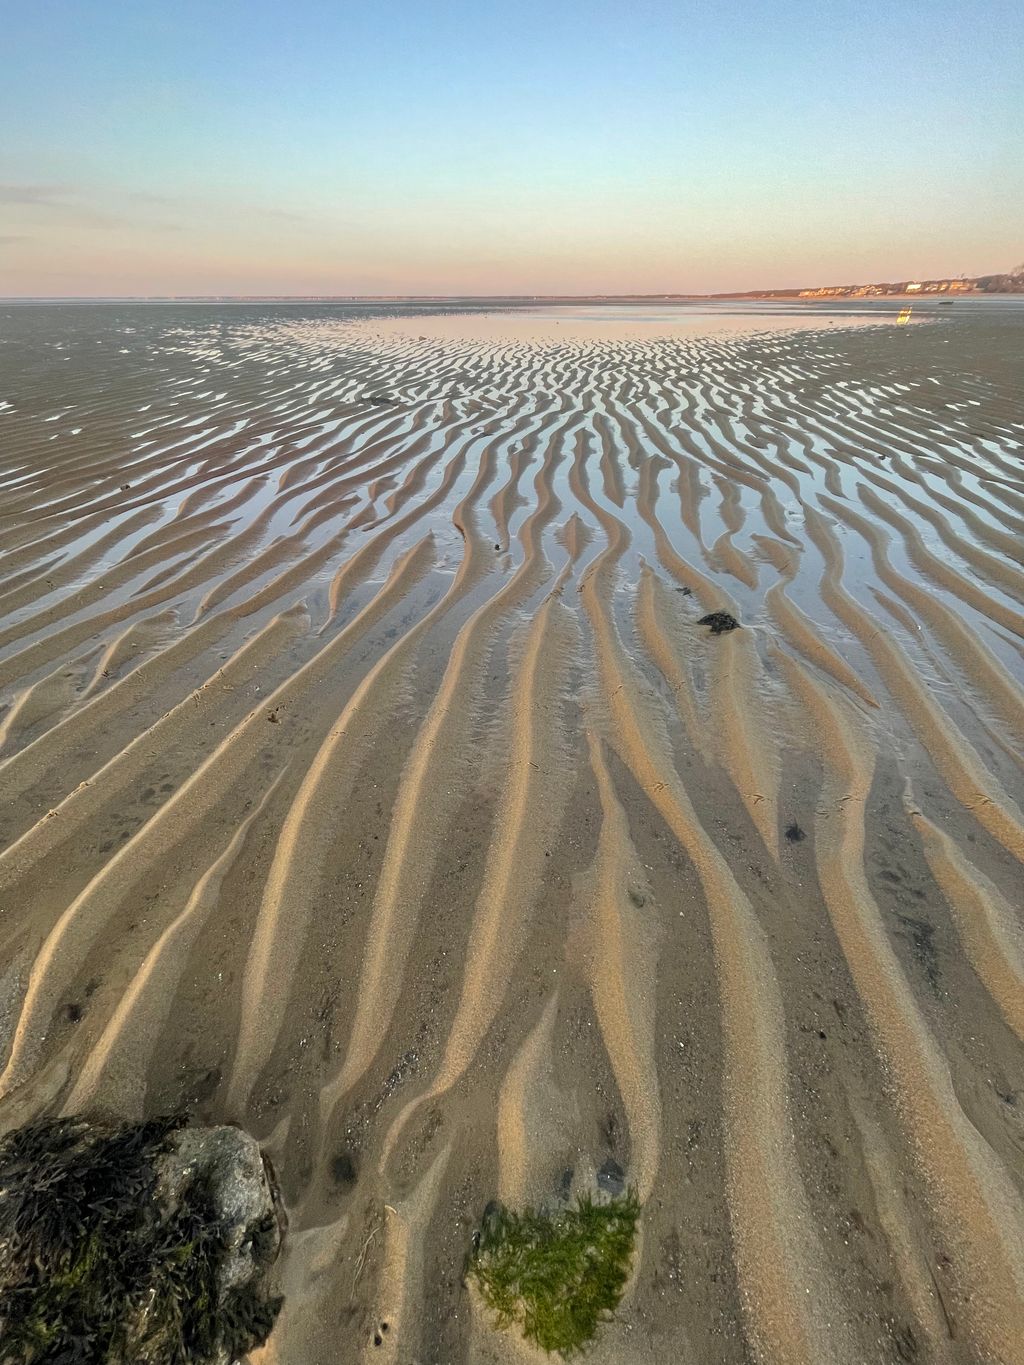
<box><xmin>0</xmin><ymin>300</ymin><xmax>1022</xmax><ymax>1364</ymax></box>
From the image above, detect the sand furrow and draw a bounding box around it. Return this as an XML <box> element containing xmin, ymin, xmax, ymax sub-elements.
<box><xmin>319</xmin><ymin>436</ymin><xmax>566</xmax><ymax>1115</ymax></box>
<box><xmin>804</xmin><ymin>505</ymin><xmax>1024</xmax><ymax>859</ymax></box>
<box><xmin>906</xmin><ymin>800</ymin><xmax>1024</xmax><ymax>1043</ymax></box>
<box><xmin>0</xmin><ymin>604</ymin><xmax>308</xmax><ymax>891</ymax></box>
<box><xmin>571</xmin><ymin>449</ymin><xmax>858</xmax><ymax>1361</ymax></box>
<box><xmin>581</xmin><ymin>730</ymin><xmax>662</xmax><ymax>1201</ymax></box>
<box><xmin>778</xmin><ymin>648</ymin><xmax>1024</xmax><ymax>1362</ymax></box>
<box><xmin>225</xmin><ymin>535</ymin><xmax>442</xmax><ymax>1114</ymax></box>
<box><xmin>66</xmin><ymin>774</ymin><xmax>286</xmax><ymax>1114</ymax></box>
<box><xmin>820</xmin><ymin>492</ymin><xmax>1024</xmax><ymax>736</ymax></box>
<box><xmin>0</xmin><ymin>605</ymin><xmax>311</xmax><ymax>1096</ymax></box>
<box><xmin>379</xmin><ymin>592</ymin><xmax>577</xmax><ymax>1162</ymax></box>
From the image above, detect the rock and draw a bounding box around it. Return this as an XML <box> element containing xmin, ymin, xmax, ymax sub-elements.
<box><xmin>158</xmin><ymin>1124</ymin><xmax>283</xmax><ymax>1306</ymax></box>
<box><xmin>698</xmin><ymin>611</ymin><xmax>740</xmax><ymax>634</ymax></box>
<box><xmin>0</xmin><ymin>1114</ymin><xmax>282</xmax><ymax>1365</ymax></box>
<box><xmin>481</xmin><ymin>1198</ymin><xmax>503</xmax><ymax>1231</ymax></box>
<box><xmin>473</xmin><ymin>1199</ymin><xmax>504</xmax><ymax>1252</ymax></box>
<box><xmin>330</xmin><ymin>1151</ymin><xmax>357</xmax><ymax>1187</ymax></box>
<box><xmin>597</xmin><ymin>1156</ymin><xmax>626</xmax><ymax>1197</ymax></box>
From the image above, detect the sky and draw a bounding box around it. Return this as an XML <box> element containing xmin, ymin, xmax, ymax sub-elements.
<box><xmin>1</xmin><ymin>0</ymin><xmax>1021</xmax><ymax>296</ymax></box>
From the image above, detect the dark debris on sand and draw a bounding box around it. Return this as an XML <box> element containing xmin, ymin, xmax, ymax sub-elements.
<box><xmin>698</xmin><ymin>611</ymin><xmax>740</xmax><ymax>634</ymax></box>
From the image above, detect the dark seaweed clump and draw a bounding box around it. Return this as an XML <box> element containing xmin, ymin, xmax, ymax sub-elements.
<box><xmin>467</xmin><ymin>1190</ymin><xmax>640</xmax><ymax>1357</ymax></box>
<box><xmin>0</xmin><ymin>1115</ymin><xmax>281</xmax><ymax>1365</ymax></box>
<box><xmin>698</xmin><ymin>611</ymin><xmax>740</xmax><ymax>634</ymax></box>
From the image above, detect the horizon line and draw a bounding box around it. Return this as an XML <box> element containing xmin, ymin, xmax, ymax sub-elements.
<box><xmin>0</xmin><ymin>288</ymin><xmax>1007</xmax><ymax>306</ymax></box>
<box><xmin>3</xmin><ymin>265</ymin><xmax>1019</xmax><ymax>306</ymax></box>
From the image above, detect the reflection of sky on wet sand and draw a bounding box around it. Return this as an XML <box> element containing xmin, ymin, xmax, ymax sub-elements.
<box><xmin>353</xmin><ymin>302</ymin><xmax>902</xmax><ymax>344</ymax></box>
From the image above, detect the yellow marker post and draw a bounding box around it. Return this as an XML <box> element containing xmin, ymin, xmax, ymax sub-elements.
<box><xmin>897</xmin><ymin>307</ymin><xmax>912</xmax><ymax>326</ymax></box>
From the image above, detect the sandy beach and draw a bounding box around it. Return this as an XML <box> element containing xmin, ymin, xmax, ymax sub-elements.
<box><xmin>0</xmin><ymin>299</ymin><xmax>1022</xmax><ymax>1364</ymax></box>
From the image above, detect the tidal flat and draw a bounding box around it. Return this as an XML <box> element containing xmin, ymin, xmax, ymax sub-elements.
<box><xmin>0</xmin><ymin>298</ymin><xmax>1022</xmax><ymax>1363</ymax></box>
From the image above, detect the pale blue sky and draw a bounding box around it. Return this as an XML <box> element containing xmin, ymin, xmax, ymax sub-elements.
<box><xmin>1</xmin><ymin>0</ymin><xmax>1021</xmax><ymax>295</ymax></box>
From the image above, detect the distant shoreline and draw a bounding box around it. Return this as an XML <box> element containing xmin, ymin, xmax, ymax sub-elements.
<box><xmin>3</xmin><ymin>289</ymin><xmax>1021</xmax><ymax>306</ymax></box>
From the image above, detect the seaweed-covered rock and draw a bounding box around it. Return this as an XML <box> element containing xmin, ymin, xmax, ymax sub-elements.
<box><xmin>0</xmin><ymin>1114</ymin><xmax>282</xmax><ymax>1365</ymax></box>
<box><xmin>698</xmin><ymin>611</ymin><xmax>740</xmax><ymax>634</ymax></box>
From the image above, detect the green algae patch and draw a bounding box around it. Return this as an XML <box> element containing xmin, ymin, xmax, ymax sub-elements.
<box><xmin>0</xmin><ymin>1115</ymin><xmax>282</xmax><ymax>1365</ymax></box>
<box><xmin>467</xmin><ymin>1190</ymin><xmax>640</xmax><ymax>1356</ymax></box>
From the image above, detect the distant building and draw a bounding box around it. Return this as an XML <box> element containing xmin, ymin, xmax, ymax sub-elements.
<box><xmin>767</xmin><ymin>273</ymin><xmax>992</xmax><ymax>301</ymax></box>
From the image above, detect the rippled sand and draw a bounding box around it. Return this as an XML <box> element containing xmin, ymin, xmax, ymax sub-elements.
<box><xmin>0</xmin><ymin>301</ymin><xmax>1022</xmax><ymax>1364</ymax></box>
